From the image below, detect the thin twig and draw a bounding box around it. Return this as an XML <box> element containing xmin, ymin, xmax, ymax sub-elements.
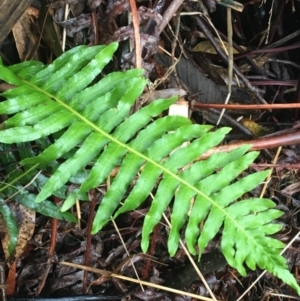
<box><xmin>251</xmin><ymin>163</ymin><xmax>300</xmax><ymax>169</ymax></box>
<box><xmin>259</xmin><ymin>147</ymin><xmax>282</xmax><ymax>198</ymax></box>
<box><xmin>91</xmin><ymin>9</ymin><xmax>99</xmax><ymax>45</ymax></box>
<box><xmin>60</xmin><ymin>261</ymin><xmax>216</xmax><ymax>301</ymax></box>
<box><xmin>264</xmin><ymin>0</ymin><xmax>274</xmax><ymax>44</ymax></box>
<box><xmin>193</xmin><ymin>102</ymin><xmax>300</xmax><ymax>110</ymax></box>
<box><xmin>61</xmin><ymin>3</ymin><xmax>69</xmax><ymax>52</ymax></box>
<box><xmin>3</xmin><ymin>171</ymin><xmax>42</xmax><ymax>202</ymax></box>
<box><xmin>216</xmin><ymin>7</ymin><xmax>232</xmax><ymax>125</ymax></box>
<box><xmin>129</xmin><ymin>0</ymin><xmax>141</xmax><ymax>68</ymax></box>
<box><xmin>263</xmin><ymin>0</ymin><xmax>286</xmax><ymax>46</ymax></box>
<box><xmin>107</xmin><ymin>172</ymin><xmax>142</xmax><ymax>291</ymax></box>
<box><xmin>111</xmin><ymin>219</ymin><xmax>143</xmax><ymax>291</ymax></box>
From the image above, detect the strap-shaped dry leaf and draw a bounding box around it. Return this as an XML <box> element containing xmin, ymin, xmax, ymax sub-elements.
<box><xmin>192</xmin><ymin>40</ymin><xmax>247</xmax><ymax>54</ymax></box>
<box><xmin>1</xmin><ymin>203</ymin><xmax>35</xmax><ymax>264</ymax></box>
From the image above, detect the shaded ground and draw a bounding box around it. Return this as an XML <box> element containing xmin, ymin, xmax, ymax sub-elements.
<box><xmin>1</xmin><ymin>0</ymin><xmax>300</xmax><ymax>300</ymax></box>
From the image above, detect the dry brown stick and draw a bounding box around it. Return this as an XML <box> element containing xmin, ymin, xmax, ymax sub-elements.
<box><xmin>60</xmin><ymin>262</ymin><xmax>215</xmax><ymax>301</ymax></box>
<box><xmin>199</xmin><ymin>130</ymin><xmax>300</xmax><ymax>160</ymax></box>
<box><xmin>129</xmin><ymin>0</ymin><xmax>141</xmax><ymax>68</ymax></box>
<box><xmin>91</xmin><ymin>9</ymin><xmax>99</xmax><ymax>45</ymax></box>
<box><xmin>158</xmin><ymin>0</ymin><xmax>185</xmax><ymax>35</ymax></box>
<box><xmin>251</xmin><ymin>163</ymin><xmax>300</xmax><ymax>169</ymax></box>
<box><xmin>216</xmin><ymin>7</ymin><xmax>233</xmax><ymax>125</ymax></box>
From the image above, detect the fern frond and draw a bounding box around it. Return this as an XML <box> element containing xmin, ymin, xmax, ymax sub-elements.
<box><xmin>0</xmin><ymin>43</ymin><xmax>299</xmax><ymax>294</ymax></box>
<box><xmin>0</xmin><ymin>198</ymin><xmax>18</xmax><ymax>254</ymax></box>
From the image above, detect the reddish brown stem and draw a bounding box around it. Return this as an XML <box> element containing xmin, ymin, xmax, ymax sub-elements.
<box><xmin>36</xmin><ymin>197</ymin><xmax>59</xmax><ymax>295</ymax></box>
<box><xmin>200</xmin><ymin>130</ymin><xmax>300</xmax><ymax>159</ymax></box>
<box><xmin>192</xmin><ymin>102</ymin><xmax>300</xmax><ymax>110</ymax></box>
<box><xmin>129</xmin><ymin>0</ymin><xmax>141</xmax><ymax>68</ymax></box>
<box><xmin>5</xmin><ymin>262</ymin><xmax>16</xmax><ymax>297</ymax></box>
<box><xmin>235</xmin><ymin>43</ymin><xmax>300</xmax><ymax>59</ymax></box>
<box><xmin>142</xmin><ymin>223</ymin><xmax>160</xmax><ymax>280</ymax></box>
<box><xmin>250</xmin><ymin>80</ymin><xmax>297</xmax><ymax>86</ymax></box>
<box><xmin>251</xmin><ymin>163</ymin><xmax>300</xmax><ymax>169</ymax></box>
<box><xmin>82</xmin><ymin>190</ymin><xmax>97</xmax><ymax>293</ymax></box>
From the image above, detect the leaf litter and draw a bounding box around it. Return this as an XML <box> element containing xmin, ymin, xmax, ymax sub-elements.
<box><xmin>1</xmin><ymin>0</ymin><xmax>300</xmax><ymax>300</ymax></box>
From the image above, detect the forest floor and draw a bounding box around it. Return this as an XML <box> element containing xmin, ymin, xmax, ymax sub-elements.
<box><xmin>1</xmin><ymin>0</ymin><xmax>300</xmax><ymax>300</ymax></box>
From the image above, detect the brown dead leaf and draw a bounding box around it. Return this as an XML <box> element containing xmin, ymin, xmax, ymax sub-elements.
<box><xmin>1</xmin><ymin>203</ymin><xmax>35</xmax><ymax>262</ymax></box>
<box><xmin>281</xmin><ymin>182</ymin><xmax>300</xmax><ymax>196</ymax></box>
<box><xmin>192</xmin><ymin>40</ymin><xmax>246</xmax><ymax>54</ymax></box>
<box><xmin>55</xmin><ymin>14</ymin><xmax>92</xmax><ymax>37</ymax></box>
<box><xmin>12</xmin><ymin>6</ymin><xmax>40</xmax><ymax>61</ymax></box>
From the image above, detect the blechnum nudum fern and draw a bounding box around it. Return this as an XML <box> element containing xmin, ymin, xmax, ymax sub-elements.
<box><xmin>0</xmin><ymin>42</ymin><xmax>299</xmax><ymax>293</ymax></box>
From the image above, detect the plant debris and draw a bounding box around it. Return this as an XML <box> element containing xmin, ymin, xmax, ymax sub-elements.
<box><xmin>1</xmin><ymin>0</ymin><xmax>300</xmax><ymax>300</ymax></box>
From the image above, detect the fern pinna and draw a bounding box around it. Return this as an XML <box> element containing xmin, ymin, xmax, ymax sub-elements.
<box><xmin>0</xmin><ymin>43</ymin><xmax>299</xmax><ymax>294</ymax></box>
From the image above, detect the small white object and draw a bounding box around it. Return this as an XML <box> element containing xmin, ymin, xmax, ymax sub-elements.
<box><xmin>168</xmin><ymin>98</ymin><xmax>189</xmax><ymax>118</ymax></box>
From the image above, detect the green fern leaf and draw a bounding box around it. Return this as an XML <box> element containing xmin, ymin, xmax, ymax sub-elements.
<box><xmin>14</xmin><ymin>193</ymin><xmax>76</xmax><ymax>222</ymax></box>
<box><xmin>0</xmin><ymin>198</ymin><xmax>18</xmax><ymax>254</ymax></box>
<box><xmin>0</xmin><ymin>43</ymin><xmax>299</xmax><ymax>294</ymax></box>
<box><xmin>168</xmin><ymin>144</ymin><xmax>250</xmax><ymax>253</ymax></box>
